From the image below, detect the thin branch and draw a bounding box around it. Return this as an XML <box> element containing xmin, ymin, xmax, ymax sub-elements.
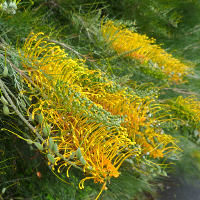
<box><xmin>0</xmin><ymin>79</ymin><xmax>44</xmax><ymax>141</ymax></box>
<box><xmin>0</xmin><ymin>177</ymin><xmax>32</xmax><ymax>186</ymax></box>
<box><xmin>0</xmin><ymin>194</ymin><xmax>4</xmax><ymax>200</ymax></box>
<box><xmin>163</xmin><ymin>87</ymin><xmax>197</xmax><ymax>95</ymax></box>
<box><xmin>47</xmin><ymin>39</ymin><xmax>82</xmax><ymax>58</ymax></box>
<box><xmin>0</xmin><ymin>80</ymin><xmax>83</xmax><ymax>171</ymax></box>
<box><xmin>3</xmin><ymin>83</ymin><xmax>18</xmax><ymax>102</ymax></box>
<box><xmin>0</xmin><ymin>53</ymin><xmax>35</xmax><ymax>86</ymax></box>
<box><xmin>47</xmin><ymin>39</ymin><xmax>96</xmax><ymax>62</ymax></box>
<box><xmin>0</xmin><ymin>50</ymin><xmax>84</xmax><ymax>172</ymax></box>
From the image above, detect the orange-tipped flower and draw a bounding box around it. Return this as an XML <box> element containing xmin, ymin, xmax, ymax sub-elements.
<box><xmin>19</xmin><ymin>32</ymin><xmax>179</xmax><ymax>190</ymax></box>
<box><xmin>101</xmin><ymin>20</ymin><xmax>192</xmax><ymax>83</ymax></box>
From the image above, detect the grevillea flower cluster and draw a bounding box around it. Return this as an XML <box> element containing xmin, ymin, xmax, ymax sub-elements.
<box><xmin>19</xmin><ymin>32</ymin><xmax>179</xmax><ymax>196</ymax></box>
<box><xmin>101</xmin><ymin>20</ymin><xmax>192</xmax><ymax>83</ymax></box>
<box><xmin>166</xmin><ymin>96</ymin><xmax>200</xmax><ymax>127</ymax></box>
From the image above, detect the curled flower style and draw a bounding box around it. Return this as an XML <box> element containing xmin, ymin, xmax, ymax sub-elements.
<box><xmin>19</xmin><ymin>32</ymin><xmax>179</xmax><ymax>197</ymax></box>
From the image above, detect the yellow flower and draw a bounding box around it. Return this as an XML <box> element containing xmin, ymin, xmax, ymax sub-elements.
<box><xmin>19</xmin><ymin>32</ymin><xmax>179</xmax><ymax>190</ymax></box>
<box><xmin>166</xmin><ymin>95</ymin><xmax>200</xmax><ymax>126</ymax></box>
<box><xmin>101</xmin><ymin>20</ymin><xmax>193</xmax><ymax>83</ymax></box>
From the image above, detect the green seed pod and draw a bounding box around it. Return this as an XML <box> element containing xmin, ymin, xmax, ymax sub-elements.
<box><xmin>53</xmin><ymin>143</ymin><xmax>59</xmax><ymax>154</ymax></box>
<box><xmin>3</xmin><ymin>105</ymin><xmax>9</xmax><ymax>115</ymax></box>
<box><xmin>76</xmin><ymin>148</ymin><xmax>82</xmax><ymax>159</ymax></box>
<box><xmin>34</xmin><ymin>142</ymin><xmax>43</xmax><ymax>151</ymax></box>
<box><xmin>43</xmin><ymin>123</ymin><xmax>51</xmax><ymax>137</ymax></box>
<box><xmin>162</xmin><ymin>170</ymin><xmax>167</xmax><ymax>176</ymax></box>
<box><xmin>49</xmin><ymin>137</ymin><xmax>54</xmax><ymax>151</ymax></box>
<box><xmin>27</xmin><ymin>139</ymin><xmax>33</xmax><ymax>145</ymax></box>
<box><xmin>2</xmin><ymin>66</ymin><xmax>8</xmax><ymax>77</ymax></box>
<box><xmin>47</xmin><ymin>154</ymin><xmax>55</xmax><ymax>164</ymax></box>
<box><xmin>69</xmin><ymin>152</ymin><xmax>75</xmax><ymax>160</ymax></box>
<box><xmin>37</xmin><ymin>113</ymin><xmax>43</xmax><ymax>124</ymax></box>
<box><xmin>80</xmin><ymin>156</ymin><xmax>86</xmax><ymax>165</ymax></box>
<box><xmin>29</xmin><ymin>145</ymin><xmax>33</xmax><ymax>151</ymax></box>
<box><xmin>2</xmin><ymin>187</ymin><xmax>6</xmax><ymax>194</ymax></box>
<box><xmin>1</xmin><ymin>95</ymin><xmax>8</xmax><ymax>105</ymax></box>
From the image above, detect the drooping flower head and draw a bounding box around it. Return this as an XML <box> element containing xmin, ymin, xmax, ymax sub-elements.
<box><xmin>101</xmin><ymin>20</ymin><xmax>192</xmax><ymax>83</ymax></box>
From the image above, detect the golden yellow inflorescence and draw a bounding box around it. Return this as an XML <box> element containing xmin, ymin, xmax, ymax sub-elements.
<box><xmin>19</xmin><ymin>32</ymin><xmax>179</xmax><ymax>195</ymax></box>
<box><xmin>101</xmin><ymin>20</ymin><xmax>192</xmax><ymax>83</ymax></box>
<box><xmin>167</xmin><ymin>96</ymin><xmax>200</xmax><ymax>126</ymax></box>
